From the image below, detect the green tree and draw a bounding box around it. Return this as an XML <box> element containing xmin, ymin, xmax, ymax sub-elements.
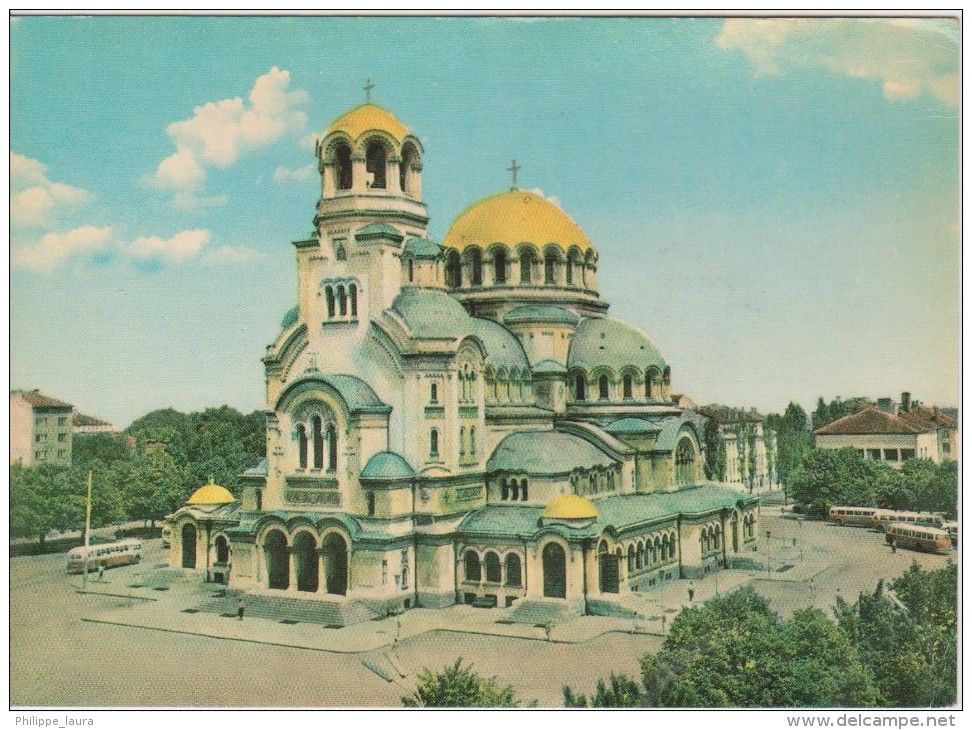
<box><xmin>10</xmin><ymin>464</ymin><xmax>85</xmax><ymax>542</ymax></box>
<box><xmin>564</xmin><ymin>673</ymin><xmax>645</xmax><ymax>707</ymax></box>
<box><xmin>766</xmin><ymin>402</ymin><xmax>811</xmax><ymax>487</ymax></box>
<box><xmin>812</xmin><ymin>397</ymin><xmax>830</xmax><ymax>430</ymax></box>
<box><xmin>640</xmin><ymin>588</ymin><xmax>877</xmax><ymax>707</ymax></box>
<box><xmin>703</xmin><ymin>416</ymin><xmax>726</xmax><ymax>481</ymax></box>
<box><xmin>746</xmin><ymin>422</ymin><xmax>757</xmax><ymax>489</ymax></box>
<box><xmin>402</xmin><ymin>659</ymin><xmax>520</xmax><ymax>707</ymax></box>
<box><xmin>72</xmin><ymin>433</ymin><xmax>130</xmax><ymax>467</ymax></box>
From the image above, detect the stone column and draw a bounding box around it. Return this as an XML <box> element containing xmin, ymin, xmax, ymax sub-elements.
<box><xmin>317</xmin><ymin>547</ymin><xmax>327</xmax><ymax>594</ymax></box>
<box><xmin>321</xmin><ymin>160</ymin><xmax>335</xmax><ymax>198</ymax></box>
<box><xmin>387</xmin><ymin>156</ymin><xmax>402</xmax><ymax>195</ymax></box>
<box><xmin>287</xmin><ymin>547</ymin><xmax>297</xmax><ymax>591</ymax></box>
<box><xmin>351</xmin><ymin>156</ymin><xmax>367</xmax><ymax>193</ymax></box>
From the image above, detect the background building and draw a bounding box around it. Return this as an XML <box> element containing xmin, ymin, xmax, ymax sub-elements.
<box><xmin>10</xmin><ymin>390</ymin><xmax>73</xmax><ymax>466</ymax></box>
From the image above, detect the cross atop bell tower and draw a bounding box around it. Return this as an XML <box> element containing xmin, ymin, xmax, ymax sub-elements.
<box><xmin>507</xmin><ymin>159</ymin><xmax>521</xmax><ymax>191</ymax></box>
<box><xmin>364</xmin><ymin>78</ymin><xmax>375</xmax><ymax>103</ymax></box>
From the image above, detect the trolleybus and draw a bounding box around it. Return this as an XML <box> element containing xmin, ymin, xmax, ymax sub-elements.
<box><xmin>66</xmin><ymin>539</ymin><xmax>143</xmax><ymax>574</ymax></box>
<box><xmin>885</xmin><ymin>523</ymin><xmax>952</xmax><ymax>554</ymax></box>
<box><xmin>828</xmin><ymin>506</ymin><xmax>878</xmax><ymax>526</ymax></box>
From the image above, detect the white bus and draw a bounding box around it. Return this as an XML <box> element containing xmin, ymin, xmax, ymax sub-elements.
<box><xmin>871</xmin><ymin>510</ymin><xmax>943</xmax><ymax>532</ymax></box>
<box><xmin>828</xmin><ymin>506</ymin><xmax>878</xmax><ymax>527</ymax></box>
<box><xmin>66</xmin><ymin>539</ymin><xmax>143</xmax><ymax>574</ymax></box>
<box><xmin>885</xmin><ymin>523</ymin><xmax>952</xmax><ymax>554</ymax></box>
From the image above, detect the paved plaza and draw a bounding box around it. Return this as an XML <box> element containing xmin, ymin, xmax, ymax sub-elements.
<box><xmin>10</xmin><ymin>504</ymin><xmax>954</xmax><ymax>708</ymax></box>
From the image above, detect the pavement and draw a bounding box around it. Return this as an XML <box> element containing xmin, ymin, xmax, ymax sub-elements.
<box><xmin>74</xmin><ymin>505</ymin><xmax>951</xmax><ymax>658</ymax></box>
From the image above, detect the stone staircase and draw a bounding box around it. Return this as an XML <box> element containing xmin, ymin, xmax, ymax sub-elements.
<box><xmin>194</xmin><ymin>591</ymin><xmax>378</xmax><ymax>628</ymax></box>
<box><xmin>504</xmin><ymin>599</ymin><xmax>581</xmax><ymax>626</ymax></box>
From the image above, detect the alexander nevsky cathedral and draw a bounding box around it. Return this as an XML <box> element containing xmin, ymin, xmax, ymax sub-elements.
<box><xmin>168</xmin><ymin>97</ymin><xmax>759</xmax><ymax>623</ymax></box>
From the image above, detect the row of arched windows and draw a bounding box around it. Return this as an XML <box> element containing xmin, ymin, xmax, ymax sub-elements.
<box><xmin>458</xmin><ymin>366</ymin><xmax>477</xmax><ymax>403</ymax></box>
<box><xmin>700</xmin><ymin>523</ymin><xmax>723</xmax><ymax>555</ymax></box>
<box><xmin>499</xmin><ymin>478</ymin><xmax>528</xmax><ymax>501</ymax></box>
<box><xmin>325</xmin><ymin>139</ymin><xmax>420</xmax><ymax>195</ymax></box>
<box><xmin>463</xmin><ymin>549</ymin><xmax>522</xmax><ymax>587</ymax></box>
<box><xmin>459</xmin><ymin>426</ymin><xmax>477</xmax><ymax>459</ymax></box>
<box><xmin>444</xmin><ymin>246</ymin><xmax>597</xmax><ymax>290</ymax></box>
<box><xmin>296</xmin><ymin>417</ymin><xmax>338</xmax><ymax>472</ymax></box>
<box><xmin>323</xmin><ymin>282</ymin><xmax>358</xmax><ymax>320</ymax></box>
<box><xmin>484</xmin><ymin>370</ymin><xmax>533</xmax><ymax>405</ymax></box>
<box><xmin>624</xmin><ymin>532</ymin><xmax>678</xmax><ymax>574</ymax></box>
<box><xmin>570</xmin><ymin>367</ymin><xmax>671</xmax><ymax>403</ymax></box>
<box><xmin>742</xmin><ymin>513</ymin><xmax>756</xmax><ymax>540</ymax></box>
<box><xmin>569</xmin><ymin>468</ymin><xmax>618</xmax><ymax>497</ymax></box>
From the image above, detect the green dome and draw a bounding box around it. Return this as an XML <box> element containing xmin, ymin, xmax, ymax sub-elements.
<box><xmin>567</xmin><ymin>317</ymin><xmax>666</xmax><ymax>373</ymax></box>
<box><xmin>361</xmin><ymin>451</ymin><xmax>415</xmax><ymax>481</ymax></box>
<box><xmin>504</xmin><ymin>305</ymin><xmax>580</xmax><ymax>326</ymax></box>
<box><xmin>487</xmin><ymin>430</ymin><xmax>615</xmax><ymax>475</ymax></box>
<box><xmin>280</xmin><ymin>305</ymin><xmax>299</xmax><ymax>330</ymax></box>
<box><xmin>403</xmin><ymin>237</ymin><xmax>442</xmax><ymax>259</ymax></box>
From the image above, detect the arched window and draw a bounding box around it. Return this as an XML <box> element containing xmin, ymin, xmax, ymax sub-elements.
<box><xmin>544</xmin><ymin>254</ymin><xmax>556</xmax><ymax>284</ymax></box>
<box><xmin>446</xmin><ymin>250</ymin><xmax>462</xmax><ymax>289</ymax></box>
<box><xmin>338</xmin><ymin>286</ymin><xmax>347</xmax><ymax>316</ymax></box>
<box><xmin>430</xmin><ymin>383</ymin><xmax>438</xmax><ymax>403</ymax></box>
<box><xmin>367</xmin><ymin>492</ymin><xmax>376</xmax><ymax>516</ymax></box>
<box><xmin>627</xmin><ymin>544</ymin><xmax>635</xmax><ymax>572</ymax></box>
<box><xmin>511</xmin><ymin>480</ymin><xmax>520</xmax><ymax>501</ymax></box>
<box><xmin>335</xmin><ymin>245</ymin><xmax>347</xmax><ymax>261</ymax></box>
<box><xmin>599</xmin><ymin>375</ymin><xmax>609</xmax><ymax>400</ymax></box>
<box><xmin>326</xmin><ymin>287</ymin><xmax>335</xmax><ymax>318</ymax></box>
<box><xmin>676</xmin><ymin>437</ymin><xmax>695</xmax><ymax>485</ymax></box>
<box><xmin>297</xmin><ymin>424</ymin><xmax>308</xmax><ymax>470</ymax></box>
<box><xmin>501</xmin><ymin>479</ymin><xmax>509</xmax><ymax>501</ymax></box>
<box><xmin>469</xmin><ymin>427</ymin><xmax>476</xmax><ymax>456</ymax></box>
<box><xmin>335</xmin><ymin>143</ymin><xmax>352</xmax><ymax>190</ymax></box>
<box><xmin>519</xmin><ymin>250</ymin><xmax>533</xmax><ymax>284</ymax></box>
<box><xmin>469</xmin><ymin>249</ymin><xmax>483</xmax><ymax>286</ymax></box>
<box><xmin>365</xmin><ymin>141</ymin><xmax>387</xmax><ymax>189</ymax></box>
<box><xmin>349</xmin><ymin>284</ymin><xmax>357</xmax><ymax>317</ymax></box>
<box><xmin>327</xmin><ymin>424</ymin><xmax>337</xmax><ymax>472</ymax></box>
<box><xmin>575</xmin><ymin>374</ymin><xmax>586</xmax><ymax>401</ymax></box>
<box><xmin>407</xmin><ymin>258</ymin><xmax>414</xmax><ymax>282</ymax></box>
<box><xmin>623</xmin><ymin>374</ymin><xmax>633</xmax><ymax>399</ymax></box>
<box><xmin>311</xmin><ymin>415</ymin><xmax>324</xmax><ymax>470</ymax></box>
<box><xmin>459</xmin><ymin>427</ymin><xmax>466</xmax><ymax>456</ymax></box>
<box><xmin>566</xmin><ymin>258</ymin><xmax>573</xmax><ymax>285</ymax></box>
<box><xmin>520</xmin><ymin>479</ymin><xmax>528</xmax><ymax>501</ymax></box>
<box><xmin>400</xmin><ymin>143</ymin><xmax>418</xmax><ymax>194</ymax></box>
<box><xmin>504</xmin><ymin>553</ymin><xmax>522</xmax><ymax>587</ymax></box>
<box><xmin>636</xmin><ymin>541</ymin><xmax>644</xmax><ymax>569</ymax></box>
<box><xmin>464</xmin><ymin>551</ymin><xmax>481</xmax><ymax>583</ymax></box>
<box><xmin>493</xmin><ymin>250</ymin><xmax>507</xmax><ymax>284</ymax></box>
<box><xmin>430</xmin><ymin>428</ymin><xmax>439</xmax><ymax>458</ymax></box>
<box><xmin>484</xmin><ymin>551</ymin><xmax>502</xmax><ymax>583</ymax></box>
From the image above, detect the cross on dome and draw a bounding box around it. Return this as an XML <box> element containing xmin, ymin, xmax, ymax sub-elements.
<box><xmin>507</xmin><ymin>159</ymin><xmax>521</xmax><ymax>191</ymax></box>
<box><xmin>364</xmin><ymin>79</ymin><xmax>375</xmax><ymax>102</ymax></box>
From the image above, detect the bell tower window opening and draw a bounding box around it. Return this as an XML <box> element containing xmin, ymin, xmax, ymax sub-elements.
<box><xmin>599</xmin><ymin>375</ymin><xmax>609</xmax><ymax>400</ymax></box>
<box><xmin>494</xmin><ymin>251</ymin><xmax>507</xmax><ymax>284</ymax></box>
<box><xmin>349</xmin><ymin>284</ymin><xmax>358</xmax><ymax>317</ymax></box>
<box><xmin>566</xmin><ymin>258</ymin><xmax>573</xmax><ymax>285</ymax></box>
<box><xmin>623</xmin><ymin>374</ymin><xmax>633</xmax><ymax>400</ymax></box>
<box><xmin>574</xmin><ymin>374</ymin><xmax>586</xmax><ymax>401</ymax></box>
<box><xmin>338</xmin><ymin>287</ymin><xmax>347</xmax><ymax>316</ymax></box>
<box><xmin>335</xmin><ymin>143</ymin><xmax>353</xmax><ymax>190</ymax></box>
<box><xmin>297</xmin><ymin>424</ymin><xmax>308</xmax><ymax>470</ymax></box>
<box><xmin>400</xmin><ymin>144</ymin><xmax>417</xmax><ymax>194</ymax></box>
<box><xmin>327</xmin><ymin>424</ymin><xmax>338</xmax><ymax>472</ymax></box>
<box><xmin>365</xmin><ymin>142</ymin><xmax>387</xmax><ymax>189</ymax></box>
<box><xmin>326</xmin><ymin>287</ymin><xmax>335</xmax><ymax>318</ymax></box>
<box><xmin>430</xmin><ymin>428</ymin><xmax>439</xmax><ymax>458</ymax></box>
<box><xmin>311</xmin><ymin>415</ymin><xmax>324</xmax><ymax>470</ymax></box>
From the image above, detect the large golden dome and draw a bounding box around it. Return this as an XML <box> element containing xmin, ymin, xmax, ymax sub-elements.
<box><xmin>543</xmin><ymin>494</ymin><xmax>598</xmax><ymax>520</ymax></box>
<box><xmin>324</xmin><ymin>103</ymin><xmax>411</xmax><ymax>142</ymax></box>
<box><xmin>442</xmin><ymin>190</ymin><xmax>593</xmax><ymax>254</ymax></box>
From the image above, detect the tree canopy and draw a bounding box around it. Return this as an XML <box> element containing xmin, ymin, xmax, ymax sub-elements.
<box><xmin>402</xmin><ymin>659</ymin><xmax>521</xmax><ymax>707</ymax></box>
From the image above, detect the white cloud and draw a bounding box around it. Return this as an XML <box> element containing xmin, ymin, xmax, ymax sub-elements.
<box><xmin>129</xmin><ymin>229</ymin><xmax>211</xmax><ymax>262</ymax></box>
<box><xmin>13</xmin><ymin>225</ymin><xmax>113</xmax><ymax>271</ymax></box>
<box><xmin>273</xmin><ymin>163</ymin><xmax>316</xmax><ymax>183</ymax></box>
<box><xmin>149</xmin><ymin>67</ymin><xmax>308</xmax><ymax>203</ymax></box>
<box><xmin>527</xmin><ymin>188</ymin><xmax>562</xmax><ymax>209</ymax></box>
<box><xmin>715</xmin><ymin>18</ymin><xmax>959</xmax><ymax>106</ymax></box>
<box><xmin>10</xmin><ymin>152</ymin><xmax>93</xmax><ymax>226</ymax></box>
<box><xmin>203</xmin><ymin>245</ymin><xmax>262</xmax><ymax>265</ymax></box>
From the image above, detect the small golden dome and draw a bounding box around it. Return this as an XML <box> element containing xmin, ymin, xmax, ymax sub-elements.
<box><xmin>187</xmin><ymin>482</ymin><xmax>236</xmax><ymax>506</ymax></box>
<box><xmin>442</xmin><ymin>190</ymin><xmax>593</xmax><ymax>254</ymax></box>
<box><xmin>324</xmin><ymin>103</ymin><xmax>411</xmax><ymax>142</ymax></box>
<box><xmin>543</xmin><ymin>494</ymin><xmax>598</xmax><ymax>520</ymax></box>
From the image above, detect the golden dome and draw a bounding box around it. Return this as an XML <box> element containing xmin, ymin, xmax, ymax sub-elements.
<box><xmin>187</xmin><ymin>482</ymin><xmax>236</xmax><ymax>506</ymax></box>
<box><xmin>324</xmin><ymin>103</ymin><xmax>411</xmax><ymax>143</ymax></box>
<box><xmin>442</xmin><ymin>190</ymin><xmax>593</xmax><ymax>254</ymax></box>
<box><xmin>543</xmin><ymin>494</ymin><xmax>598</xmax><ymax>520</ymax></box>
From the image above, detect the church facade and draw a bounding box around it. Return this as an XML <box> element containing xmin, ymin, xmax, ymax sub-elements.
<box><xmin>168</xmin><ymin>100</ymin><xmax>758</xmax><ymax>620</ymax></box>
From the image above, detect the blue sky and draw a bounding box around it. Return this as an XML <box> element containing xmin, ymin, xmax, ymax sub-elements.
<box><xmin>9</xmin><ymin>16</ymin><xmax>960</xmax><ymax>428</ymax></box>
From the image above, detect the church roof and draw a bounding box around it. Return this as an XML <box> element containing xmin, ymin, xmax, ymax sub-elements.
<box><xmin>361</xmin><ymin>451</ymin><xmax>416</xmax><ymax>481</ymax></box>
<box><xmin>324</xmin><ymin>103</ymin><xmax>411</xmax><ymax>142</ymax></box>
<box><xmin>458</xmin><ymin>485</ymin><xmax>755</xmax><ymax>539</ymax></box>
<box><xmin>567</xmin><ymin>317</ymin><xmax>666</xmax><ymax>373</ymax></box>
<box><xmin>187</xmin><ymin>482</ymin><xmax>236</xmax><ymax>506</ymax></box>
<box><xmin>468</xmin><ymin>318</ymin><xmax>530</xmax><ymax>370</ymax></box>
<box><xmin>321</xmin><ymin>374</ymin><xmax>389</xmax><ymax>413</ymax></box>
<box><xmin>606</xmin><ymin>417</ymin><xmax>661</xmax><ymax>434</ymax></box>
<box><xmin>543</xmin><ymin>494</ymin><xmax>598</xmax><ymax>520</ymax></box>
<box><xmin>442</xmin><ymin>190</ymin><xmax>593</xmax><ymax>255</ymax></box>
<box><xmin>280</xmin><ymin>305</ymin><xmax>299</xmax><ymax>330</ymax></box>
<box><xmin>533</xmin><ymin>359</ymin><xmax>568</xmax><ymax>374</ymax></box>
<box><xmin>504</xmin><ymin>305</ymin><xmax>580</xmax><ymax>326</ymax></box>
<box><xmin>403</xmin><ymin>237</ymin><xmax>443</xmax><ymax>259</ymax></box>
<box><xmin>355</xmin><ymin>222</ymin><xmax>404</xmax><ymax>242</ymax></box>
<box><xmin>486</xmin><ymin>430</ymin><xmax>616</xmax><ymax>475</ymax></box>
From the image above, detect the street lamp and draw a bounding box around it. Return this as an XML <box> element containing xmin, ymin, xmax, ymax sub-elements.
<box><xmin>766</xmin><ymin>530</ymin><xmax>771</xmax><ymax>578</ymax></box>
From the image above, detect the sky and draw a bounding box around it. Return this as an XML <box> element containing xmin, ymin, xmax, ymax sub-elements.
<box><xmin>9</xmin><ymin>15</ymin><xmax>960</xmax><ymax>429</ymax></box>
